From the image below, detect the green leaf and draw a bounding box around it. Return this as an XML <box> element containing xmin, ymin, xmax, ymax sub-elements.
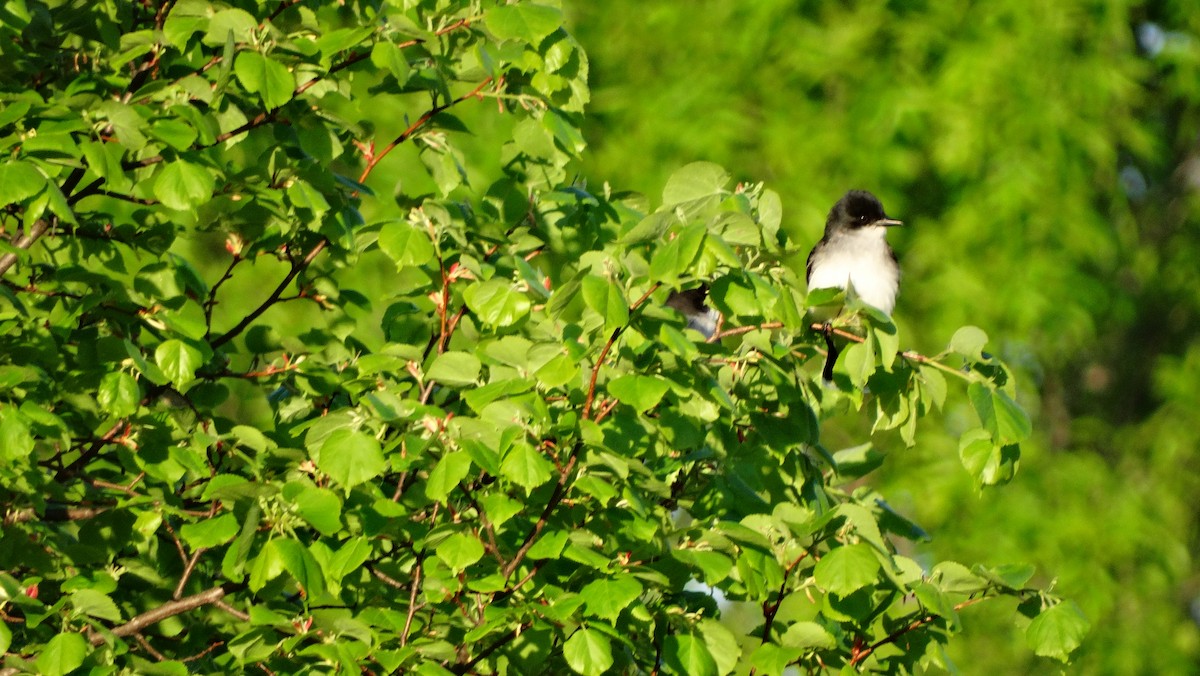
<box><xmin>36</xmin><ymin>632</ymin><xmax>87</xmax><ymax>676</ymax></box>
<box><xmin>96</xmin><ymin>100</ymin><xmax>148</xmax><ymax>150</ymax></box>
<box><xmin>378</xmin><ymin>221</ymin><xmax>435</xmax><ymax>268</ymax></box>
<box><xmin>664</xmin><ymin>634</ymin><xmax>717</xmax><ymax>676</ymax></box>
<box><xmin>155</xmin><ymin>339</ymin><xmax>204</xmax><ymax>389</ymax></box>
<box><xmin>757</xmin><ymin>188</ymin><xmax>783</xmax><ymax>246</ymax></box>
<box><xmin>153</xmin><ymin>160</ymin><xmax>215</xmax><ymax>210</ymax></box>
<box><xmin>234</xmin><ymin>51</ymin><xmax>295</xmax><ymax>110</ymax></box>
<box><xmin>426</xmin><ymin>451</ymin><xmax>472</xmax><ymax>502</ymax></box>
<box><xmin>0</xmin><ymin>160</ymin><xmax>46</xmax><ymax>205</ymax></box>
<box><xmin>426</xmin><ymin>351</ymin><xmax>482</xmax><ymax>387</ymax></box>
<box><xmin>485</xmin><ymin>3</ymin><xmax>563</xmax><ymax>44</ymax></box>
<box><xmin>949</xmin><ymin>325</ymin><xmax>989</xmax><ymax>360</ymax></box>
<box><xmin>180</xmin><ymin>513</ymin><xmax>239</xmax><ymax>549</ymax></box>
<box><xmin>271</xmin><ymin>538</ymin><xmax>326</xmax><ymax>598</ymax></box>
<box><xmin>97</xmin><ymin>371</ymin><xmax>140</xmax><ymax>418</ymax></box>
<box><xmin>581</xmin><ymin>275</ymin><xmax>629</xmax><ymax>333</ymax></box>
<box><xmin>315</xmin><ymin>429</ymin><xmax>386</xmax><ymax>490</ymax></box>
<box><xmin>203</xmin><ymin>8</ymin><xmax>256</xmax><ymax>47</ymax></box>
<box><xmin>912</xmin><ymin>581</ymin><xmax>960</xmax><ymax>628</ymax></box>
<box><xmin>957</xmin><ymin>428</ymin><xmax>1018</xmax><ymax>486</ymax></box>
<box><xmin>579</xmin><ymin>576</ymin><xmax>643</xmax><ymax>622</ymax></box>
<box><xmin>563</xmin><ymin>628</ymin><xmax>613</xmax><ymax>676</ymax></box>
<box><xmin>606</xmin><ymin>374</ymin><xmax>670</xmax><ymax>412</ymax></box>
<box><xmin>0</xmin><ymin>409</ymin><xmax>34</xmax><ymax>461</ymax></box>
<box><xmin>1026</xmin><ymin>601</ymin><xmax>1089</xmax><ymax>661</ymax></box>
<box><xmin>977</xmin><ymin>562</ymin><xmax>1037</xmax><ymax>590</ymax></box>
<box><xmin>149</xmin><ymin>119</ymin><xmax>198</xmax><ymax>150</ymax></box>
<box><xmin>696</xmin><ymin>618</ymin><xmax>740</xmax><ymax>676</ymax></box>
<box><xmin>370</xmin><ymin>42</ymin><xmax>411</xmax><ymax>86</ymax></box>
<box><xmin>750</xmin><ymin>643</ymin><xmax>804</xmax><ymax>676</ymax></box>
<box><xmin>81</xmin><ymin>140</ymin><xmax>131</xmax><ymax>192</ymax></box>
<box><xmin>286</xmin><ymin>179</ymin><xmax>330</xmax><ymax>217</ymax></box>
<box><xmin>968</xmin><ymin>382</ymin><xmax>1032</xmax><ymax>444</ymax></box>
<box><xmin>662</xmin><ymin>161</ymin><xmax>730</xmax><ymax>204</ymax></box>
<box><xmin>649</xmin><ymin>222</ymin><xmax>706</xmax><ymax>282</ymax></box>
<box><xmin>464</xmin><ymin>279</ymin><xmax>532</xmax><ymax>327</ymax></box>
<box><xmin>329</xmin><ymin>537</ymin><xmax>372</xmax><ymax>582</ymax></box>
<box><xmin>813</xmin><ymin>543</ymin><xmax>880</xmax><ymax>596</ymax></box>
<box><xmin>534</xmin><ymin>353</ymin><xmax>578</xmax><ymax>388</ymax></box>
<box><xmin>70</xmin><ymin>588</ymin><xmax>122</xmax><ymax>622</ymax></box>
<box><xmin>918</xmin><ymin>365</ymin><xmax>948</xmax><ymax>410</ymax></box>
<box><xmin>500</xmin><ymin>442</ymin><xmax>553</xmax><ymax>490</ymax></box>
<box><xmin>435</xmin><ymin>532</ymin><xmax>484</xmax><ymax>572</ymax></box>
<box><xmin>780</xmin><ymin>621</ymin><xmax>836</xmax><ymax>649</ymax></box>
<box><xmin>292</xmin><ymin>486</ymin><xmax>342</xmax><ymax>535</ymax></box>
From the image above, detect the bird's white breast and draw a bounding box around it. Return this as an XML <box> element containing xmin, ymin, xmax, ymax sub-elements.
<box><xmin>807</xmin><ymin>227</ymin><xmax>899</xmax><ymax>315</ymax></box>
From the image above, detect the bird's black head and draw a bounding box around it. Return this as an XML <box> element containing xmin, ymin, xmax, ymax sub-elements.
<box><xmin>826</xmin><ymin>190</ymin><xmax>901</xmax><ymax>232</ymax></box>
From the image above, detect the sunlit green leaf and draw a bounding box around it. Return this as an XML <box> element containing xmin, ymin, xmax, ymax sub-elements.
<box><xmin>155</xmin><ymin>339</ymin><xmax>204</xmax><ymax>388</ymax></box>
<box><xmin>234</xmin><ymin>51</ymin><xmax>295</xmax><ymax>110</ymax></box>
<box><xmin>1027</xmin><ymin>601</ymin><xmax>1089</xmax><ymax>661</ymax></box>
<box><xmin>813</xmin><ymin>543</ymin><xmax>880</xmax><ymax>596</ymax></box>
<box><xmin>36</xmin><ymin>632</ymin><xmax>87</xmax><ymax>676</ymax></box>
<box><xmin>153</xmin><ymin>160</ymin><xmax>215</xmax><ymax>210</ymax></box>
<box><xmin>315</xmin><ymin>429</ymin><xmax>386</xmax><ymax>490</ymax></box>
<box><xmin>485</xmin><ymin>3</ymin><xmax>563</xmax><ymax>44</ymax></box>
<box><xmin>435</xmin><ymin>532</ymin><xmax>485</xmax><ymax>572</ymax></box>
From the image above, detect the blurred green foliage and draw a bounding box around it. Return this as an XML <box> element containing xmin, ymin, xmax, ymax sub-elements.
<box><xmin>569</xmin><ymin>0</ymin><xmax>1200</xmax><ymax>672</ymax></box>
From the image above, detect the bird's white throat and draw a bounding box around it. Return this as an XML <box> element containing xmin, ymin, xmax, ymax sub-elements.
<box><xmin>807</xmin><ymin>226</ymin><xmax>899</xmax><ymax>315</ymax></box>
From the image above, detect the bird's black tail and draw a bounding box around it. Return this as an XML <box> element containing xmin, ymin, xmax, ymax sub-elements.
<box><xmin>822</xmin><ymin>331</ymin><xmax>839</xmax><ymax>381</ymax></box>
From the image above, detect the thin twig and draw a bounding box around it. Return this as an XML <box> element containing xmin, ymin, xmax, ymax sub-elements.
<box><xmin>583</xmin><ymin>328</ymin><xmax>622</xmax><ymax>421</ymax></box>
<box><xmin>400</xmin><ymin>556</ymin><xmax>424</xmax><ymax>647</ymax></box>
<box><xmin>849</xmin><ymin>596</ymin><xmax>990</xmax><ymax>666</ymax></box>
<box><xmin>213</xmin><ymin>600</ymin><xmax>250</xmax><ymax>622</ymax></box>
<box><xmin>501</xmin><ymin>442</ymin><xmax>582</xmax><ymax>579</ymax></box>
<box><xmin>173</xmin><ymin>548</ymin><xmax>206</xmax><ymax>600</ymax></box>
<box><xmin>133</xmin><ymin>633</ymin><xmax>168</xmax><ymax>661</ymax></box>
<box><xmin>711</xmin><ymin>321</ymin><xmax>784</xmax><ymax>341</ymax></box>
<box><xmin>450</xmin><ymin>624</ymin><xmax>529</xmax><ymax>675</ymax></box>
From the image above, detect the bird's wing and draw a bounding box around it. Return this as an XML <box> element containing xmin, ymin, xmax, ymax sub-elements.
<box><xmin>805</xmin><ymin>241</ymin><xmax>819</xmax><ymax>284</ymax></box>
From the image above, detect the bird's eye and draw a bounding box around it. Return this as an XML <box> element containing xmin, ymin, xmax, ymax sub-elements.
<box><xmin>858</xmin><ymin>214</ymin><xmax>868</xmax><ymax>222</ymax></box>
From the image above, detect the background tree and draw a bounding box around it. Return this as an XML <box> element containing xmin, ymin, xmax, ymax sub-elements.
<box><xmin>569</xmin><ymin>1</ymin><xmax>1200</xmax><ymax>672</ymax></box>
<box><xmin>0</xmin><ymin>1</ymin><xmax>1101</xmax><ymax>674</ymax></box>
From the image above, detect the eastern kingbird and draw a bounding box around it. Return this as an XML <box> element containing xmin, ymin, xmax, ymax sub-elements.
<box><xmin>806</xmin><ymin>190</ymin><xmax>902</xmax><ymax>380</ymax></box>
<box><xmin>665</xmin><ymin>286</ymin><xmax>719</xmax><ymax>338</ymax></box>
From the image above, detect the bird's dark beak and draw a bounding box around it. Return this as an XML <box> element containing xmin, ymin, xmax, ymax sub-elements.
<box><xmin>875</xmin><ymin>218</ymin><xmax>903</xmax><ymax>227</ymax></box>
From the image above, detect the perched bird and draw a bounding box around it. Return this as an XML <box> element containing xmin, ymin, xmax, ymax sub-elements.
<box><xmin>806</xmin><ymin>190</ymin><xmax>903</xmax><ymax>380</ymax></box>
<box><xmin>665</xmin><ymin>285</ymin><xmax>719</xmax><ymax>338</ymax></box>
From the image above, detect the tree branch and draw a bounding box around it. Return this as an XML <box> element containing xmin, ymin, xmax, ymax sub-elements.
<box><xmin>501</xmin><ymin>440</ymin><xmax>583</xmax><ymax>580</ymax></box>
<box><xmin>848</xmin><ymin>596</ymin><xmax>990</xmax><ymax>667</ymax></box>
<box><xmin>209</xmin><ymin>241</ymin><xmax>326</xmax><ymax>349</ymax></box>
<box><xmin>0</xmin><ymin>218</ymin><xmax>53</xmax><ymax>276</ymax></box>
<box><xmin>89</xmin><ymin>585</ymin><xmax>236</xmax><ymax>646</ymax></box>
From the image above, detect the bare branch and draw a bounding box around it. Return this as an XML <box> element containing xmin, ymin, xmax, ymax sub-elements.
<box><xmin>89</xmin><ymin>585</ymin><xmax>235</xmax><ymax>646</ymax></box>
